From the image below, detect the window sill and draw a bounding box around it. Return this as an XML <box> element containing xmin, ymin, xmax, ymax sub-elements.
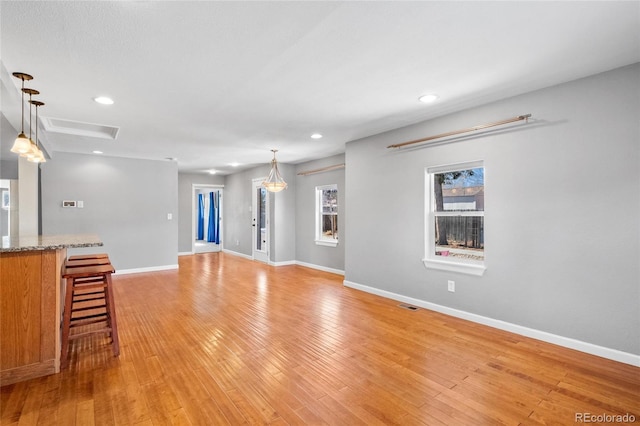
<box><xmin>315</xmin><ymin>240</ymin><xmax>338</xmax><ymax>247</ymax></box>
<box><xmin>422</xmin><ymin>258</ymin><xmax>486</xmax><ymax>276</ymax></box>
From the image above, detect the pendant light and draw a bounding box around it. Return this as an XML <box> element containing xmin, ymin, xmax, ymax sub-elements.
<box><xmin>28</xmin><ymin>100</ymin><xmax>46</xmax><ymax>163</ymax></box>
<box><xmin>262</xmin><ymin>149</ymin><xmax>287</xmax><ymax>192</ymax></box>
<box><xmin>23</xmin><ymin>88</ymin><xmax>40</xmax><ymax>159</ymax></box>
<box><xmin>10</xmin><ymin>72</ymin><xmax>34</xmax><ymax>154</ymax></box>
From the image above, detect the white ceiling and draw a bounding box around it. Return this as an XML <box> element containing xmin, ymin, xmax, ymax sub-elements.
<box><xmin>1</xmin><ymin>1</ymin><xmax>639</xmax><ymax>174</ymax></box>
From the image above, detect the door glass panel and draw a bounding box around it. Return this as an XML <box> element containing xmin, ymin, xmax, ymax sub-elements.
<box><xmin>256</xmin><ymin>187</ymin><xmax>267</xmax><ymax>252</ymax></box>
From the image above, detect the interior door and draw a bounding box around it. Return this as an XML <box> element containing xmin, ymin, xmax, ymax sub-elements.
<box><xmin>252</xmin><ymin>179</ymin><xmax>269</xmax><ymax>263</ymax></box>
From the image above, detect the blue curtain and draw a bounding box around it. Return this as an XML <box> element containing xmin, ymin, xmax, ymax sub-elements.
<box><xmin>215</xmin><ymin>192</ymin><xmax>220</xmax><ymax>244</ymax></box>
<box><xmin>197</xmin><ymin>194</ymin><xmax>204</xmax><ymax>240</ymax></box>
<box><xmin>199</xmin><ymin>191</ymin><xmax>221</xmax><ymax>244</ymax></box>
<box><xmin>207</xmin><ymin>192</ymin><xmax>215</xmax><ymax>242</ymax></box>
<box><xmin>205</xmin><ymin>191</ymin><xmax>221</xmax><ymax>244</ymax></box>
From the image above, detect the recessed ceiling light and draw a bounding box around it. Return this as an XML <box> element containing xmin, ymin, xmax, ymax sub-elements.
<box><xmin>419</xmin><ymin>94</ymin><xmax>439</xmax><ymax>104</ymax></box>
<box><xmin>94</xmin><ymin>96</ymin><xmax>114</xmax><ymax>105</ymax></box>
<box><xmin>92</xmin><ymin>150</ymin><xmax>103</xmax><ymax>154</ymax></box>
<box><xmin>311</xmin><ymin>133</ymin><xmax>323</xmax><ymax>139</ymax></box>
<box><xmin>208</xmin><ymin>170</ymin><xmax>217</xmax><ymax>175</ymax></box>
<box><xmin>229</xmin><ymin>162</ymin><xmax>239</xmax><ymax>167</ymax></box>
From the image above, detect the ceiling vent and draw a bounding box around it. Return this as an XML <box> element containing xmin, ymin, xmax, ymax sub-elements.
<box><xmin>41</xmin><ymin>116</ymin><xmax>119</xmax><ymax>140</ymax></box>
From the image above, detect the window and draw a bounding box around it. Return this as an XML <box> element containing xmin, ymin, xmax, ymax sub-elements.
<box><xmin>316</xmin><ymin>184</ymin><xmax>338</xmax><ymax>246</ymax></box>
<box><xmin>424</xmin><ymin>161</ymin><xmax>486</xmax><ymax>276</ymax></box>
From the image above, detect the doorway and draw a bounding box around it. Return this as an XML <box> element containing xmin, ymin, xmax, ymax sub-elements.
<box><xmin>0</xmin><ymin>180</ymin><xmax>11</xmax><ymax>247</ymax></box>
<box><xmin>192</xmin><ymin>185</ymin><xmax>223</xmax><ymax>254</ymax></box>
<box><xmin>252</xmin><ymin>178</ymin><xmax>269</xmax><ymax>263</ymax></box>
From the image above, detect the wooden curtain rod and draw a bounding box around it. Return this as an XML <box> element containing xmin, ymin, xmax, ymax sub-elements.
<box><xmin>297</xmin><ymin>163</ymin><xmax>345</xmax><ymax>176</ymax></box>
<box><xmin>387</xmin><ymin>114</ymin><xmax>532</xmax><ymax>149</ymax></box>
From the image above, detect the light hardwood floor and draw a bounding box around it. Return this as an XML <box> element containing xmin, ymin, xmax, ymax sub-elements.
<box><xmin>1</xmin><ymin>252</ymin><xmax>639</xmax><ymax>425</ymax></box>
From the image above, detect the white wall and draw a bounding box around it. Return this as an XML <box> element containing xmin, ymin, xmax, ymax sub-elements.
<box><xmin>344</xmin><ymin>64</ymin><xmax>640</xmax><ymax>356</ymax></box>
<box><xmin>18</xmin><ymin>156</ymin><xmax>38</xmax><ymax>235</ymax></box>
<box><xmin>41</xmin><ymin>153</ymin><xmax>179</xmax><ymax>272</ymax></box>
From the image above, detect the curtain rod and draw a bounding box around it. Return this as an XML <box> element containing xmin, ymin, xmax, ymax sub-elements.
<box><xmin>297</xmin><ymin>163</ymin><xmax>345</xmax><ymax>176</ymax></box>
<box><xmin>387</xmin><ymin>114</ymin><xmax>532</xmax><ymax>149</ymax></box>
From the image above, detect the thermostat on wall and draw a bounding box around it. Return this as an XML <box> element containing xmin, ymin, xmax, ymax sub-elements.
<box><xmin>62</xmin><ymin>200</ymin><xmax>76</xmax><ymax>208</ymax></box>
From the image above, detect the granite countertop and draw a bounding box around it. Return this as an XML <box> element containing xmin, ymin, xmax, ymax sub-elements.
<box><xmin>0</xmin><ymin>234</ymin><xmax>103</xmax><ymax>253</ymax></box>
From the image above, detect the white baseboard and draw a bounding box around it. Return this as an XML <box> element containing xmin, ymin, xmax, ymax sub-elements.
<box><xmin>343</xmin><ymin>280</ymin><xmax>640</xmax><ymax>367</ymax></box>
<box><xmin>178</xmin><ymin>251</ymin><xmax>193</xmax><ymax>256</ymax></box>
<box><xmin>221</xmin><ymin>249</ymin><xmax>253</xmax><ymax>260</ymax></box>
<box><xmin>267</xmin><ymin>260</ymin><xmax>344</xmax><ymax>275</ymax></box>
<box><xmin>271</xmin><ymin>260</ymin><xmax>296</xmax><ymax>267</ymax></box>
<box><xmin>295</xmin><ymin>260</ymin><xmax>345</xmax><ymax>276</ymax></box>
<box><xmin>115</xmin><ymin>264</ymin><xmax>179</xmax><ymax>275</ymax></box>
<box><xmin>218</xmin><ymin>250</ymin><xmax>344</xmax><ymax>275</ymax></box>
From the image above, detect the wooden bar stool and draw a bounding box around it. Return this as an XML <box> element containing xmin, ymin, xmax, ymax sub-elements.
<box><xmin>64</xmin><ymin>257</ymin><xmax>112</xmax><ymax>308</ymax></box>
<box><xmin>68</xmin><ymin>253</ymin><xmax>109</xmax><ymax>261</ymax></box>
<box><xmin>61</xmin><ymin>260</ymin><xmax>119</xmax><ymax>369</ymax></box>
<box><xmin>65</xmin><ymin>257</ymin><xmax>112</xmax><ymax>268</ymax></box>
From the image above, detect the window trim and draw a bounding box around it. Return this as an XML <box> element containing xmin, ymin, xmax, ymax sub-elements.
<box><xmin>315</xmin><ymin>184</ymin><xmax>339</xmax><ymax>247</ymax></box>
<box><xmin>423</xmin><ymin>161</ymin><xmax>486</xmax><ymax>276</ymax></box>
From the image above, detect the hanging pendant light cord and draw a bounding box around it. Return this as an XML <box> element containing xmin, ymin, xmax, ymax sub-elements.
<box><xmin>19</xmin><ymin>77</ymin><xmax>25</xmax><ymax>134</ymax></box>
<box><xmin>35</xmin><ymin>103</ymin><xmax>39</xmax><ymax>147</ymax></box>
<box><xmin>28</xmin><ymin>92</ymin><xmax>32</xmax><ymax>140</ymax></box>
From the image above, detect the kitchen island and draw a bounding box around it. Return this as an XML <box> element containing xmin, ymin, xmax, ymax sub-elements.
<box><xmin>0</xmin><ymin>234</ymin><xmax>102</xmax><ymax>386</ymax></box>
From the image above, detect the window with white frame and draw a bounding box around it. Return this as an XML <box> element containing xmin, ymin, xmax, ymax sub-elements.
<box><xmin>316</xmin><ymin>184</ymin><xmax>338</xmax><ymax>246</ymax></box>
<box><xmin>424</xmin><ymin>161</ymin><xmax>486</xmax><ymax>276</ymax></box>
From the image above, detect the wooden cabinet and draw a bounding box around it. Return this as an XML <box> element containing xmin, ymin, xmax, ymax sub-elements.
<box><xmin>0</xmin><ymin>248</ymin><xmax>66</xmax><ymax>386</ymax></box>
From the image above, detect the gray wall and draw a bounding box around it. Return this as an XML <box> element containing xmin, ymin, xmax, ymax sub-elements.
<box><xmin>223</xmin><ymin>162</ymin><xmax>297</xmax><ymax>263</ymax></box>
<box><xmin>295</xmin><ymin>154</ymin><xmax>345</xmax><ymax>272</ymax></box>
<box><xmin>41</xmin><ymin>152</ymin><xmax>178</xmax><ymax>271</ymax></box>
<box><xmin>0</xmin><ymin>160</ymin><xmax>17</xmax><ymax>180</ymax></box>
<box><xmin>177</xmin><ymin>172</ymin><xmax>225</xmax><ymax>253</ymax></box>
<box><xmin>1</xmin><ymin>114</ymin><xmax>19</xmax><ymax>179</ymax></box>
<box><xmin>271</xmin><ymin>162</ymin><xmax>296</xmax><ymax>263</ymax></box>
<box><xmin>1</xmin><ymin>116</ymin><xmax>20</xmax><ymax>237</ymax></box>
<box><xmin>345</xmin><ymin>63</ymin><xmax>640</xmax><ymax>355</ymax></box>
<box><xmin>224</xmin><ymin>166</ymin><xmax>265</xmax><ymax>256</ymax></box>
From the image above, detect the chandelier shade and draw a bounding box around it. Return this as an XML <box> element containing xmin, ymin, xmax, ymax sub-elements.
<box><xmin>11</xmin><ymin>133</ymin><xmax>32</xmax><ymax>154</ymax></box>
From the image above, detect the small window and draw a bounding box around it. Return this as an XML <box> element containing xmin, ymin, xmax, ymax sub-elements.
<box><xmin>424</xmin><ymin>161</ymin><xmax>486</xmax><ymax>276</ymax></box>
<box><xmin>316</xmin><ymin>184</ymin><xmax>338</xmax><ymax>247</ymax></box>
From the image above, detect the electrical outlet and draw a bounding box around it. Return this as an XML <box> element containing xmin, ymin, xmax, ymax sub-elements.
<box><xmin>448</xmin><ymin>280</ymin><xmax>455</xmax><ymax>292</ymax></box>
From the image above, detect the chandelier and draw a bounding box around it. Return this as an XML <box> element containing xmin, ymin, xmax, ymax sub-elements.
<box><xmin>262</xmin><ymin>149</ymin><xmax>287</xmax><ymax>192</ymax></box>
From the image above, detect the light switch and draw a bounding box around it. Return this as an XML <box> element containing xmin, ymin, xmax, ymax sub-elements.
<box><xmin>167</xmin><ymin>213</ymin><xmax>172</xmax><ymax>220</ymax></box>
<box><xmin>77</xmin><ymin>201</ymin><xmax>84</xmax><ymax>208</ymax></box>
